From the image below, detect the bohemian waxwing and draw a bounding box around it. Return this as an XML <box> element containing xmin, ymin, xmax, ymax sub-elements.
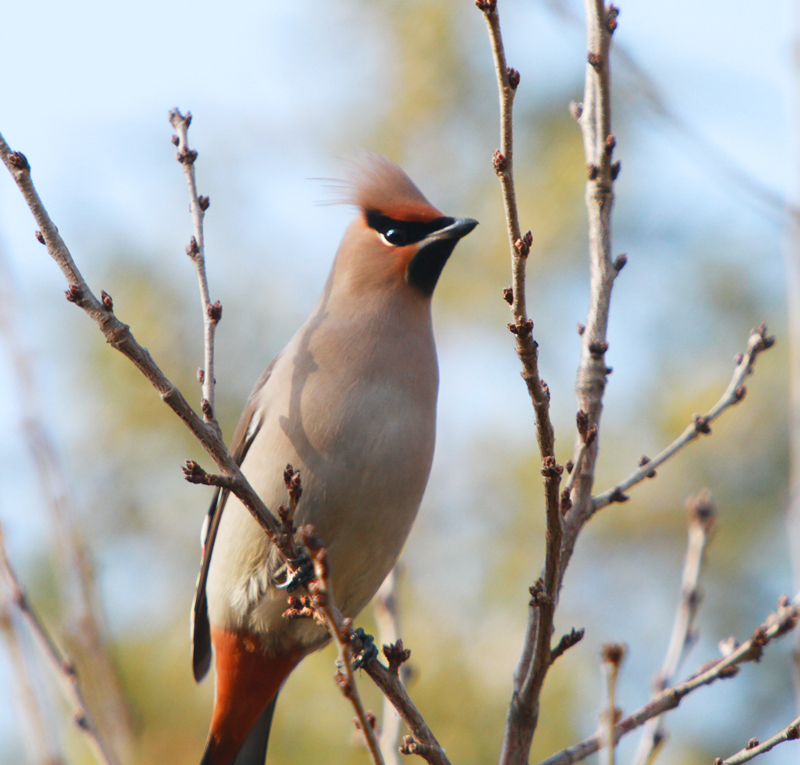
<box><xmin>192</xmin><ymin>153</ymin><xmax>477</xmax><ymax>765</ymax></box>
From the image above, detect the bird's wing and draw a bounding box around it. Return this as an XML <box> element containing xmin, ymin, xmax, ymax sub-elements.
<box><xmin>191</xmin><ymin>357</ymin><xmax>279</xmax><ymax>682</ymax></box>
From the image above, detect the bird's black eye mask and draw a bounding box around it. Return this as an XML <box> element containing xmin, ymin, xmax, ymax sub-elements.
<box><xmin>365</xmin><ymin>211</ymin><xmax>455</xmax><ymax>247</ymax></box>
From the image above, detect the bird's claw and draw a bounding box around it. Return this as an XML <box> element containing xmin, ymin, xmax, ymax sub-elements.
<box><xmin>351</xmin><ymin>627</ymin><xmax>379</xmax><ymax>670</ymax></box>
<box><xmin>275</xmin><ymin>554</ymin><xmax>315</xmax><ymax>592</ymax></box>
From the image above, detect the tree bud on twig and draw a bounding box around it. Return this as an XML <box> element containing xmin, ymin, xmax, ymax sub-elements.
<box><xmin>186</xmin><ymin>236</ymin><xmax>199</xmax><ymax>257</ymax></box>
<box><xmin>177</xmin><ymin>147</ymin><xmax>198</xmax><ymax>165</ymax></box>
<box><xmin>475</xmin><ymin>0</ymin><xmax>497</xmax><ymax>13</ymax></box>
<box><xmin>693</xmin><ymin>414</ymin><xmax>712</xmax><ymax>434</ymax></box>
<box><xmin>100</xmin><ymin>290</ymin><xmax>114</xmax><ymax>311</ymax></box>
<box><xmin>207</xmin><ymin>300</ymin><xmax>223</xmax><ymax>324</ymax></box>
<box><xmin>613</xmin><ymin>254</ymin><xmax>627</xmax><ymax>271</ymax></box>
<box><xmin>604</xmin><ymin>134</ymin><xmax>616</xmax><ymax>154</ymax></box>
<box><xmin>638</xmin><ymin>455</ymin><xmax>656</xmax><ymax>478</ymax></box>
<box><xmin>7</xmin><ymin>151</ymin><xmax>30</xmax><ymax>171</ymax></box>
<box><xmin>569</xmin><ymin>101</ymin><xmax>583</xmax><ymax>121</ymax></box>
<box><xmin>503</xmin><ymin>287</ymin><xmax>513</xmax><ymax>304</ymax></box>
<box><xmin>611</xmin><ymin>160</ymin><xmax>621</xmax><ymax>180</ymax></box>
<box><xmin>607</xmin><ymin>4</ymin><xmax>620</xmax><ymax>33</ymax></box>
<box><xmin>65</xmin><ymin>284</ymin><xmax>83</xmax><ymax>303</ymax></box>
<box><xmin>35</xmin><ymin>230</ymin><xmax>45</xmax><ymax>244</ymax></box>
<box><xmin>587</xmin><ymin>52</ymin><xmax>603</xmax><ymax>70</ymax></box>
<box><xmin>588</xmin><ymin>340</ymin><xmax>609</xmax><ymax>357</ymax></box>
<box><xmin>493</xmin><ymin>150</ymin><xmax>507</xmax><ymax>175</ymax></box>
<box><xmin>198</xmin><ymin>195</ymin><xmax>211</xmax><ymax>211</ymax></box>
<box><xmin>506</xmin><ymin>67</ymin><xmax>520</xmax><ymax>89</ymax></box>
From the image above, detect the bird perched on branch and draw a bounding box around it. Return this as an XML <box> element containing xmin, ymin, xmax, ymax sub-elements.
<box><xmin>192</xmin><ymin>153</ymin><xmax>477</xmax><ymax>765</ymax></box>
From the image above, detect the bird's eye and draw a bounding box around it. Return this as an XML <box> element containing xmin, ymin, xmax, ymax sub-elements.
<box><xmin>381</xmin><ymin>227</ymin><xmax>407</xmax><ymax>246</ymax></box>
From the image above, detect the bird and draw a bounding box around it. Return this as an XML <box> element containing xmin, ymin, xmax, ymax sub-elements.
<box><xmin>191</xmin><ymin>153</ymin><xmax>477</xmax><ymax>765</ymax></box>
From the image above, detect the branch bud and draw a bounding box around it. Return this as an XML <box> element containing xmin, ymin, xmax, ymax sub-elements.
<box><xmin>493</xmin><ymin>150</ymin><xmax>507</xmax><ymax>175</ymax></box>
<box><xmin>7</xmin><ymin>151</ymin><xmax>30</xmax><ymax>171</ymax></box>
<box><xmin>35</xmin><ymin>230</ymin><xmax>45</xmax><ymax>245</ymax></box>
<box><xmin>198</xmin><ymin>195</ymin><xmax>211</xmax><ymax>211</ymax></box>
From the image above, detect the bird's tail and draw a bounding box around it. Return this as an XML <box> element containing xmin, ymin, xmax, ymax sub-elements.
<box><xmin>200</xmin><ymin>627</ymin><xmax>302</xmax><ymax>765</ymax></box>
<box><xmin>200</xmin><ymin>697</ymin><xmax>278</xmax><ymax>765</ymax></box>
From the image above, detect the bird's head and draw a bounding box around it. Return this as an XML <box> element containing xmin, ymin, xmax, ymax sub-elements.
<box><xmin>330</xmin><ymin>153</ymin><xmax>477</xmax><ymax>298</ymax></box>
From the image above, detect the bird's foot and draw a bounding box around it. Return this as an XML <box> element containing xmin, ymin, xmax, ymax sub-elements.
<box><xmin>274</xmin><ymin>554</ymin><xmax>315</xmax><ymax>592</ymax></box>
<box><xmin>351</xmin><ymin>627</ymin><xmax>379</xmax><ymax>669</ymax></box>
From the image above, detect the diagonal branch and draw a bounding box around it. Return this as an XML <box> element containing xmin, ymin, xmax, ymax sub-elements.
<box><xmin>593</xmin><ymin>324</ymin><xmax>774</xmax><ymax>514</ymax></box>
<box><xmin>168</xmin><ymin>109</ymin><xmax>223</xmax><ymax>435</ymax></box>
<box><xmin>0</xmin><ymin>523</ymin><xmax>118</xmax><ymax>765</ymax></box>
<box><xmin>719</xmin><ymin>715</ymin><xmax>800</xmax><ymax>765</ymax></box>
<box><xmin>632</xmin><ymin>491</ymin><xmax>716</xmax><ymax>765</ymax></box>
<box><xmin>535</xmin><ymin>596</ymin><xmax>800</xmax><ymax>765</ymax></box>
<box><xmin>0</xmin><ymin>131</ymin><xmax>302</xmax><ymax>567</ymax></box>
<box><xmin>298</xmin><ymin>527</ymin><xmax>384</xmax><ymax>765</ymax></box>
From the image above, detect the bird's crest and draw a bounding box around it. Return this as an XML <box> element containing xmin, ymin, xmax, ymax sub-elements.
<box><xmin>327</xmin><ymin>152</ymin><xmax>442</xmax><ymax>223</ymax></box>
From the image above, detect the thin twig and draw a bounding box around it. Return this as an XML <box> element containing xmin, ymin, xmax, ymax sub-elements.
<box><xmin>475</xmin><ymin>0</ymin><xmax>555</xmax><ymax>462</ymax></box>
<box><xmin>299</xmin><ymin>527</ymin><xmax>385</xmax><ymax>765</ymax></box>
<box><xmin>0</xmin><ymin>593</ymin><xmax>64</xmax><ymax>765</ymax></box>
<box><xmin>593</xmin><ymin>325</ymin><xmax>774</xmax><ymax>514</ymax></box>
<box><xmin>0</xmin><ymin>244</ymin><xmax>135</xmax><ymax>759</ymax></box>
<box><xmin>356</xmin><ymin>636</ymin><xmax>452</xmax><ymax>765</ymax></box>
<box><xmin>0</xmin><ymin>523</ymin><xmax>119</xmax><ymax>765</ymax></box>
<box><xmin>561</xmin><ymin>0</ymin><xmax>621</xmax><ymax>566</ymax></box>
<box><xmin>719</xmin><ymin>715</ymin><xmax>800</xmax><ymax>764</ymax></box>
<box><xmin>633</xmin><ymin>491</ymin><xmax>716</xmax><ymax>765</ymax></box>
<box><xmin>600</xmin><ymin>645</ymin><xmax>625</xmax><ymax>765</ymax></box>
<box><xmin>374</xmin><ymin>568</ymin><xmax>407</xmax><ymax>765</ymax></box>
<box><xmin>0</xmin><ymin>130</ymin><xmax>301</xmax><ymax>566</ymax></box>
<box><xmin>476</xmin><ymin>3</ymin><xmax>561</xmax><ymax>761</ymax></box>
<box><xmin>535</xmin><ymin>596</ymin><xmax>800</xmax><ymax>765</ymax></box>
<box><xmin>168</xmin><ymin>109</ymin><xmax>222</xmax><ymax>434</ymax></box>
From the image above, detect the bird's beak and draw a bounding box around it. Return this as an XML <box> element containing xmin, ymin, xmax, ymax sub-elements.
<box><xmin>426</xmin><ymin>217</ymin><xmax>479</xmax><ymax>243</ymax></box>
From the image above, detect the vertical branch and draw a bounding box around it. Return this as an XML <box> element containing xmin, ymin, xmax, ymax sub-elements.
<box><xmin>476</xmin><ymin>3</ymin><xmax>562</xmax><ymax>763</ymax></box>
<box><xmin>786</xmin><ymin>0</ymin><xmax>800</xmax><ymax>715</ymax></box>
<box><xmin>0</xmin><ymin>524</ymin><xmax>119</xmax><ymax>765</ymax></box>
<box><xmin>600</xmin><ymin>645</ymin><xmax>625</xmax><ymax>765</ymax></box>
<box><xmin>168</xmin><ymin>109</ymin><xmax>223</xmax><ymax>435</ymax></box>
<box><xmin>562</xmin><ymin>0</ymin><xmax>621</xmax><ymax>569</ymax></box>
<box><xmin>374</xmin><ymin>568</ymin><xmax>407</xmax><ymax>765</ymax></box>
<box><xmin>633</xmin><ymin>491</ymin><xmax>716</xmax><ymax>765</ymax></box>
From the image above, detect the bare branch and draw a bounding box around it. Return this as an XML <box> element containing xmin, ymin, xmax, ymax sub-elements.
<box><xmin>168</xmin><ymin>108</ymin><xmax>223</xmax><ymax>434</ymax></box>
<box><xmin>536</xmin><ymin>596</ymin><xmax>800</xmax><ymax>765</ymax></box>
<box><xmin>476</xmin><ymin>0</ymin><xmax>556</xmax><ymax>462</ymax></box>
<box><xmin>0</xmin><ymin>523</ymin><xmax>119</xmax><ymax>765</ymax></box>
<box><xmin>374</xmin><ymin>568</ymin><xmax>408</xmax><ymax>765</ymax></box>
<box><xmin>719</xmin><ymin>715</ymin><xmax>800</xmax><ymax>764</ymax></box>
<box><xmin>0</xmin><ymin>594</ymin><xmax>65</xmax><ymax>765</ymax></box>
<box><xmin>0</xmin><ymin>246</ymin><xmax>135</xmax><ymax>757</ymax></box>
<box><xmin>0</xmin><ymin>129</ymin><xmax>302</xmax><ymax>567</ymax></box>
<box><xmin>633</xmin><ymin>491</ymin><xmax>716</xmax><ymax>765</ymax></box>
<box><xmin>298</xmin><ymin>527</ymin><xmax>385</xmax><ymax>765</ymax></box>
<box><xmin>356</xmin><ymin>635</ymin><xmax>452</xmax><ymax>765</ymax></box>
<box><xmin>476</xmin><ymin>3</ymin><xmax>562</xmax><ymax>761</ymax></box>
<box><xmin>593</xmin><ymin>324</ymin><xmax>774</xmax><ymax>514</ymax></box>
<box><xmin>600</xmin><ymin>644</ymin><xmax>625</xmax><ymax>765</ymax></box>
